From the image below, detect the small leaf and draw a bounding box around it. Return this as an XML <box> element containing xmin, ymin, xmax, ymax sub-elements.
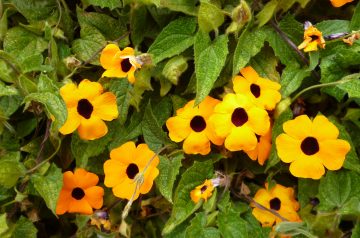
<box><xmin>162</xmin><ymin>55</ymin><xmax>188</xmax><ymax>85</ymax></box>
<box><xmin>198</xmin><ymin>2</ymin><xmax>224</xmax><ymax>33</ymax></box>
<box><xmin>185</xmin><ymin>212</ymin><xmax>221</xmax><ymax>238</ymax></box>
<box><xmin>0</xmin><ymin>213</ymin><xmax>8</xmax><ymax>235</ymax></box>
<box><xmin>256</xmin><ymin>0</ymin><xmax>278</xmax><ymax>27</ymax></box>
<box><xmin>148</xmin><ymin>17</ymin><xmax>197</xmax><ymax>64</ymax></box>
<box><xmin>30</xmin><ymin>164</ymin><xmax>62</xmax><ymax>215</ymax></box>
<box><xmin>0</xmin><ymin>82</ymin><xmax>19</xmax><ymax>97</ymax></box>
<box><xmin>162</xmin><ymin>160</ymin><xmax>214</xmax><ymax>235</ymax></box>
<box><xmin>0</xmin><ymin>157</ymin><xmax>26</xmax><ymax>188</ymax></box>
<box><xmin>159</xmin><ymin>0</ymin><xmax>197</xmax><ymax>15</ymax></box>
<box><xmin>195</xmin><ymin>33</ymin><xmax>228</xmax><ymax>105</ymax></box>
<box><xmin>11</xmin><ymin>216</ymin><xmax>37</xmax><ymax>238</ymax></box>
<box><xmin>83</xmin><ymin>0</ymin><xmax>121</xmax><ymax>10</ymax></box>
<box><xmin>155</xmin><ymin>153</ymin><xmax>183</xmax><ymax>203</ymax></box>
<box><xmin>337</xmin><ymin>73</ymin><xmax>360</xmax><ymax>98</ymax></box>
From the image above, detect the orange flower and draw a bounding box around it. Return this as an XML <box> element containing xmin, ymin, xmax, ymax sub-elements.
<box><xmin>244</xmin><ymin>129</ymin><xmax>272</xmax><ymax>166</ymax></box>
<box><xmin>233</xmin><ymin>66</ymin><xmax>281</xmax><ymax>110</ymax></box>
<box><xmin>190</xmin><ymin>180</ymin><xmax>214</xmax><ymax>203</ymax></box>
<box><xmin>251</xmin><ymin>183</ymin><xmax>301</xmax><ymax>227</ymax></box>
<box><xmin>276</xmin><ymin>115</ymin><xmax>351</xmax><ymax>179</ymax></box>
<box><xmin>298</xmin><ymin>23</ymin><xmax>325</xmax><ymax>52</ymax></box>
<box><xmin>104</xmin><ymin>142</ymin><xmax>159</xmax><ymax>200</ymax></box>
<box><xmin>330</xmin><ymin>0</ymin><xmax>354</xmax><ymax>7</ymax></box>
<box><xmin>100</xmin><ymin>44</ymin><xmax>141</xmax><ymax>84</ymax></box>
<box><xmin>166</xmin><ymin>96</ymin><xmax>224</xmax><ymax>155</ymax></box>
<box><xmin>209</xmin><ymin>93</ymin><xmax>270</xmax><ymax>152</ymax></box>
<box><xmin>59</xmin><ymin>79</ymin><xmax>118</xmax><ymax>140</ymax></box>
<box><xmin>56</xmin><ymin>169</ymin><xmax>104</xmax><ymax>215</ymax></box>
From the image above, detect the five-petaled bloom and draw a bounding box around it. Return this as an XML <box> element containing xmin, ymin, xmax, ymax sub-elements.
<box><xmin>190</xmin><ymin>179</ymin><xmax>216</xmax><ymax>203</ymax></box>
<box><xmin>330</xmin><ymin>0</ymin><xmax>354</xmax><ymax>7</ymax></box>
<box><xmin>244</xmin><ymin>129</ymin><xmax>272</xmax><ymax>166</ymax></box>
<box><xmin>209</xmin><ymin>93</ymin><xmax>270</xmax><ymax>152</ymax></box>
<box><xmin>251</xmin><ymin>183</ymin><xmax>301</xmax><ymax>227</ymax></box>
<box><xmin>104</xmin><ymin>141</ymin><xmax>159</xmax><ymax>200</ymax></box>
<box><xmin>166</xmin><ymin>96</ymin><xmax>224</xmax><ymax>155</ymax></box>
<box><xmin>59</xmin><ymin>79</ymin><xmax>118</xmax><ymax>140</ymax></box>
<box><xmin>298</xmin><ymin>22</ymin><xmax>326</xmax><ymax>52</ymax></box>
<box><xmin>276</xmin><ymin>115</ymin><xmax>351</xmax><ymax>179</ymax></box>
<box><xmin>100</xmin><ymin>44</ymin><xmax>141</xmax><ymax>84</ymax></box>
<box><xmin>233</xmin><ymin>66</ymin><xmax>281</xmax><ymax>110</ymax></box>
<box><xmin>56</xmin><ymin>169</ymin><xmax>104</xmax><ymax>215</ymax></box>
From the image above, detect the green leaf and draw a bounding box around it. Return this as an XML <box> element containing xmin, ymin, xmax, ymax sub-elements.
<box><xmin>249</xmin><ymin>47</ymin><xmax>280</xmax><ymax>81</ymax></box>
<box><xmin>109</xmin><ymin>80</ymin><xmax>132</xmax><ymax>124</ymax></box>
<box><xmin>0</xmin><ymin>95</ymin><xmax>22</xmax><ymax>117</ymax></box>
<box><xmin>142</xmin><ymin>100</ymin><xmax>173</xmax><ymax>151</ymax></box>
<box><xmin>198</xmin><ymin>2</ymin><xmax>224</xmax><ymax>33</ymax></box>
<box><xmin>329</xmin><ymin>118</ymin><xmax>360</xmax><ymax>173</ymax></box>
<box><xmin>11</xmin><ymin>0</ymin><xmax>57</xmax><ymax>21</ymax></box>
<box><xmin>11</xmin><ymin>216</ymin><xmax>37</xmax><ymax>238</ymax></box>
<box><xmin>265</xmin><ymin>108</ymin><xmax>293</xmax><ymax>170</ymax></box>
<box><xmin>3</xmin><ymin>27</ymin><xmax>47</xmax><ymax>61</ymax></box>
<box><xmin>24</xmin><ymin>92</ymin><xmax>67</xmax><ymax>131</ymax></box>
<box><xmin>217</xmin><ymin>205</ymin><xmax>248</xmax><ymax>238</ymax></box>
<box><xmin>353</xmin><ymin>222</ymin><xmax>360</xmax><ymax>238</ymax></box>
<box><xmin>71</xmin><ymin>24</ymin><xmax>105</xmax><ymax>65</ymax></box>
<box><xmin>148</xmin><ymin>17</ymin><xmax>197</xmax><ymax>64</ymax></box>
<box><xmin>71</xmin><ymin>132</ymin><xmax>112</xmax><ymax>168</ymax></box>
<box><xmin>77</xmin><ymin>8</ymin><xmax>127</xmax><ymax>41</ymax></box>
<box><xmin>20</xmin><ymin>53</ymin><xmax>52</xmax><ymax>73</ymax></box>
<box><xmin>162</xmin><ymin>160</ymin><xmax>214</xmax><ymax>235</ymax></box>
<box><xmin>0</xmin><ymin>157</ymin><xmax>25</xmax><ymax>188</ymax></box>
<box><xmin>233</xmin><ymin>27</ymin><xmax>268</xmax><ymax>75</ymax></box>
<box><xmin>255</xmin><ymin>0</ymin><xmax>278</xmax><ymax>27</ymax></box>
<box><xmin>280</xmin><ymin>66</ymin><xmax>311</xmax><ymax>97</ymax></box>
<box><xmin>318</xmin><ymin>170</ymin><xmax>360</xmax><ymax>213</ymax></box>
<box><xmin>316</xmin><ymin>20</ymin><xmax>350</xmax><ymax>35</ymax></box>
<box><xmin>185</xmin><ymin>212</ymin><xmax>220</xmax><ymax>238</ymax></box>
<box><xmin>0</xmin><ymin>213</ymin><xmax>8</xmax><ymax>235</ymax></box>
<box><xmin>195</xmin><ymin>33</ymin><xmax>228</xmax><ymax>104</ymax></box>
<box><xmin>155</xmin><ymin>153</ymin><xmax>183</xmax><ymax>203</ymax></box>
<box><xmin>298</xmin><ymin>179</ymin><xmax>319</xmax><ymax>208</ymax></box>
<box><xmin>83</xmin><ymin>0</ymin><xmax>121</xmax><ymax>10</ymax></box>
<box><xmin>30</xmin><ymin>164</ymin><xmax>62</xmax><ymax>215</ymax></box>
<box><xmin>162</xmin><ymin>55</ymin><xmax>188</xmax><ymax>85</ymax></box>
<box><xmin>350</xmin><ymin>2</ymin><xmax>360</xmax><ymax>31</ymax></box>
<box><xmin>159</xmin><ymin>0</ymin><xmax>197</xmax><ymax>15</ymax></box>
<box><xmin>337</xmin><ymin>73</ymin><xmax>360</xmax><ymax>98</ymax></box>
<box><xmin>0</xmin><ymin>82</ymin><xmax>18</xmax><ymax>97</ymax></box>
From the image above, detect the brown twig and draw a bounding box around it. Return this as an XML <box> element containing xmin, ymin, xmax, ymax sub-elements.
<box><xmin>35</xmin><ymin>120</ymin><xmax>51</xmax><ymax>163</ymax></box>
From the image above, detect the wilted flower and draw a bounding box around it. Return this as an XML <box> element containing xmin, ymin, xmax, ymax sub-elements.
<box><xmin>298</xmin><ymin>22</ymin><xmax>325</xmax><ymax>52</ymax></box>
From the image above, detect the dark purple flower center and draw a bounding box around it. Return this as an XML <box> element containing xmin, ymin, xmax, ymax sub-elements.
<box><xmin>126</xmin><ymin>163</ymin><xmax>139</xmax><ymax>179</ymax></box>
<box><xmin>270</xmin><ymin>197</ymin><xmax>281</xmax><ymax>211</ymax></box>
<box><xmin>301</xmin><ymin>137</ymin><xmax>319</xmax><ymax>155</ymax></box>
<box><xmin>231</xmin><ymin>108</ymin><xmax>248</xmax><ymax>127</ymax></box>
<box><xmin>77</xmin><ymin>99</ymin><xmax>93</xmax><ymax>119</ymax></box>
<box><xmin>250</xmin><ymin>84</ymin><xmax>261</xmax><ymax>98</ymax></box>
<box><xmin>190</xmin><ymin>115</ymin><xmax>206</xmax><ymax>132</ymax></box>
<box><xmin>72</xmin><ymin>187</ymin><xmax>85</xmax><ymax>200</ymax></box>
<box><xmin>310</xmin><ymin>35</ymin><xmax>319</xmax><ymax>41</ymax></box>
<box><xmin>121</xmin><ymin>58</ymin><xmax>132</xmax><ymax>73</ymax></box>
<box><xmin>200</xmin><ymin>185</ymin><xmax>208</xmax><ymax>193</ymax></box>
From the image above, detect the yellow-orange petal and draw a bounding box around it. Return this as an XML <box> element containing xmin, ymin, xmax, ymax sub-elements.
<box><xmin>100</xmin><ymin>44</ymin><xmax>121</xmax><ymax>69</ymax></box>
<box><xmin>59</xmin><ymin>108</ymin><xmax>81</xmax><ymax>135</ymax></box>
<box><xmin>102</xmin><ymin>68</ymin><xmax>128</xmax><ymax>79</ymax></box>
<box><xmin>92</xmin><ymin>92</ymin><xmax>119</xmax><ymax>121</ymax></box>
<box><xmin>198</xmin><ymin>96</ymin><xmax>220</xmax><ymax>118</ymax></box>
<box><xmin>60</xmin><ymin>83</ymin><xmax>78</xmax><ymax>107</ymax></box>
<box><xmin>112</xmin><ymin>178</ymin><xmax>139</xmax><ymax>200</ymax></box>
<box><xmin>312</xmin><ymin>115</ymin><xmax>339</xmax><ymax>140</ymax></box>
<box><xmin>283</xmin><ymin>115</ymin><xmax>312</xmax><ymax>140</ymax></box>
<box><xmin>205</xmin><ymin>123</ymin><xmax>224</xmax><ymax>146</ymax></box>
<box><xmin>304</xmin><ymin>41</ymin><xmax>319</xmax><ymax>52</ymax></box>
<box><xmin>127</xmin><ymin>70</ymin><xmax>136</xmax><ymax>84</ymax></box>
<box><xmin>68</xmin><ymin>199</ymin><xmax>93</xmax><ymax>215</ymax></box>
<box><xmin>104</xmin><ymin>159</ymin><xmax>127</xmax><ymax>187</ymax></box>
<box><xmin>318</xmin><ymin>139</ymin><xmax>350</xmax><ymax>170</ymax></box>
<box><xmin>252</xmin><ymin>208</ymin><xmax>275</xmax><ymax>227</ymax></box>
<box><xmin>134</xmin><ymin>143</ymin><xmax>159</xmax><ymax>168</ymax></box>
<box><xmin>298</xmin><ymin>38</ymin><xmax>312</xmax><ymax>50</ymax></box>
<box><xmin>77</xmin><ymin>116</ymin><xmax>108</xmax><ymax>140</ymax></box>
<box><xmin>330</xmin><ymin>0</ymin><xmax>354</xmax><ymax>7</ymax></box>
<box><xmin>139</xmin><ymin>168</ymin><xmax>159</xmax><ymax>194</ymax></box>
<box><xmin>166</xmin><ymin>116</ymin><xmax>192</xmax><ymax>142</ymax></box>
<box><xmin>276</xmin><ymin>134</ymin><xmax>302</xmax><ymax>163</ymax></box>
<box><xmin>74</xmin><ymin>168</ymin><xmax>99</xmax><ymax>189</ymax></box>
<box><xmin>183</xmin><ymin>131</ymin><xmax>211</xmax><ymax>155</ymax></box>
<box><xmin>247</xmin><ymin>107</ymin><xmax>270</xmax><ymax>136</ymax></box>
<box><xmin>62</xmin><ymin>171</ymin><xmax>76</xmax><ymax>190</ymax></box>
<box><xmin>233</xmin><ymin>75</ymin><xmax>251</xmax><ymax>94</ymax></box>
<box><xmin>224</xmin><ymin>126</ymin><xmax>257</xmax><ymax>151</ymax></box>
<box><xmin>56</xmin><ymin>190</ymin><xmax>71</xmax><ymax>215</ymax></box>
<box><xmin>85</xmin><ymin>186</ymin><xmax>104</xmax><ymax>209</ymax></box>
<box><xmin>208</xmin><ymin>113</ymin><xmax>232</xmax><ymax>138</ymax></box>
<box><xmin>119</xmin><ymin>47</ymin><xmax>135</xmax><ymax>57</ymax></box>
<box><xmin>240</xmin><ymin>66</ymin><xmax>259</xmax><ymax>80</ymax></box>
<box><xmin>289</xmin><ymin>157</ymin><xmax>325</xmax><ymax>179</ymax></box>
<box><xmin>78</xmin><ymin>79</ymin><xmax>104</xmax><ymax>100</ymax></box>
<box><xmin>110</xmin><ymin>141</ymin><xmax>136</xmax><ymax>163</ymax></box>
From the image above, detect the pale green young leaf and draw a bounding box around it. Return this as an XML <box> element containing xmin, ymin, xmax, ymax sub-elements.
<box><xmin>30</xmin><ymin>164</ymin><xmax>62</xmax><ymax>215</ymax></box>
<box><xmin>195</xmin><ymin>34</ymin><xmax>228</xmax><ymax>105</ymax></box>
<box><xmin>155</xmin><ymin>153</ymin><xmax>183</xmax><ymax>203</ymax></box>
<box><xmin>162</xmin><ymin>55</ymin><xmax>188</xmax><ymax>85</ymax></box>
<box><xmin>0</xmin><ymin>213</ymin><xmax>8</xmax><ymax>235</ymax></box>
<box><xmin>198</xmin><ymin>2</ymin><xmax>224</xmax><ymax>33</ymax></box>
<box><xmin>233</xmin><ymin>27</ymin><xmax>268</xmax><ymax>75</ymax></box>
<box><xmin>185</xmin><ymin>212</ymin><xmax>221</xmax><ymax>238</ymax></box>
<box><xmin>162</xmin><ymin>160</ymin><xmax>214</xmax><ymax>235</ymax></box>
<box><xmin>0</xmin><ymin>82</ymin><xmax>18</xmax><ymax>97</ymax></box>
<box><xmin>256</xmin><ymin>0</ymin><xmax>278</xmax><ymax>27</ymax></box>
<box><xmin>148</xmin><ymin>17</ymin><xmax>197</xmax><ymax>64</ymax></box>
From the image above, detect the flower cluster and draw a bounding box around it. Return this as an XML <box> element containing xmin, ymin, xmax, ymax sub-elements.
<box><xmin>166</xmin><ymin>66</ymin><xmax>281</xmax><ymax>166</ymax></box>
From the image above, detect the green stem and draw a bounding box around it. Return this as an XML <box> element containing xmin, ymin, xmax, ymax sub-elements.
<box><xmin>1</xmin><ymin>200</ymin><xmax>16</xmax><ymax>208</ymax></box>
